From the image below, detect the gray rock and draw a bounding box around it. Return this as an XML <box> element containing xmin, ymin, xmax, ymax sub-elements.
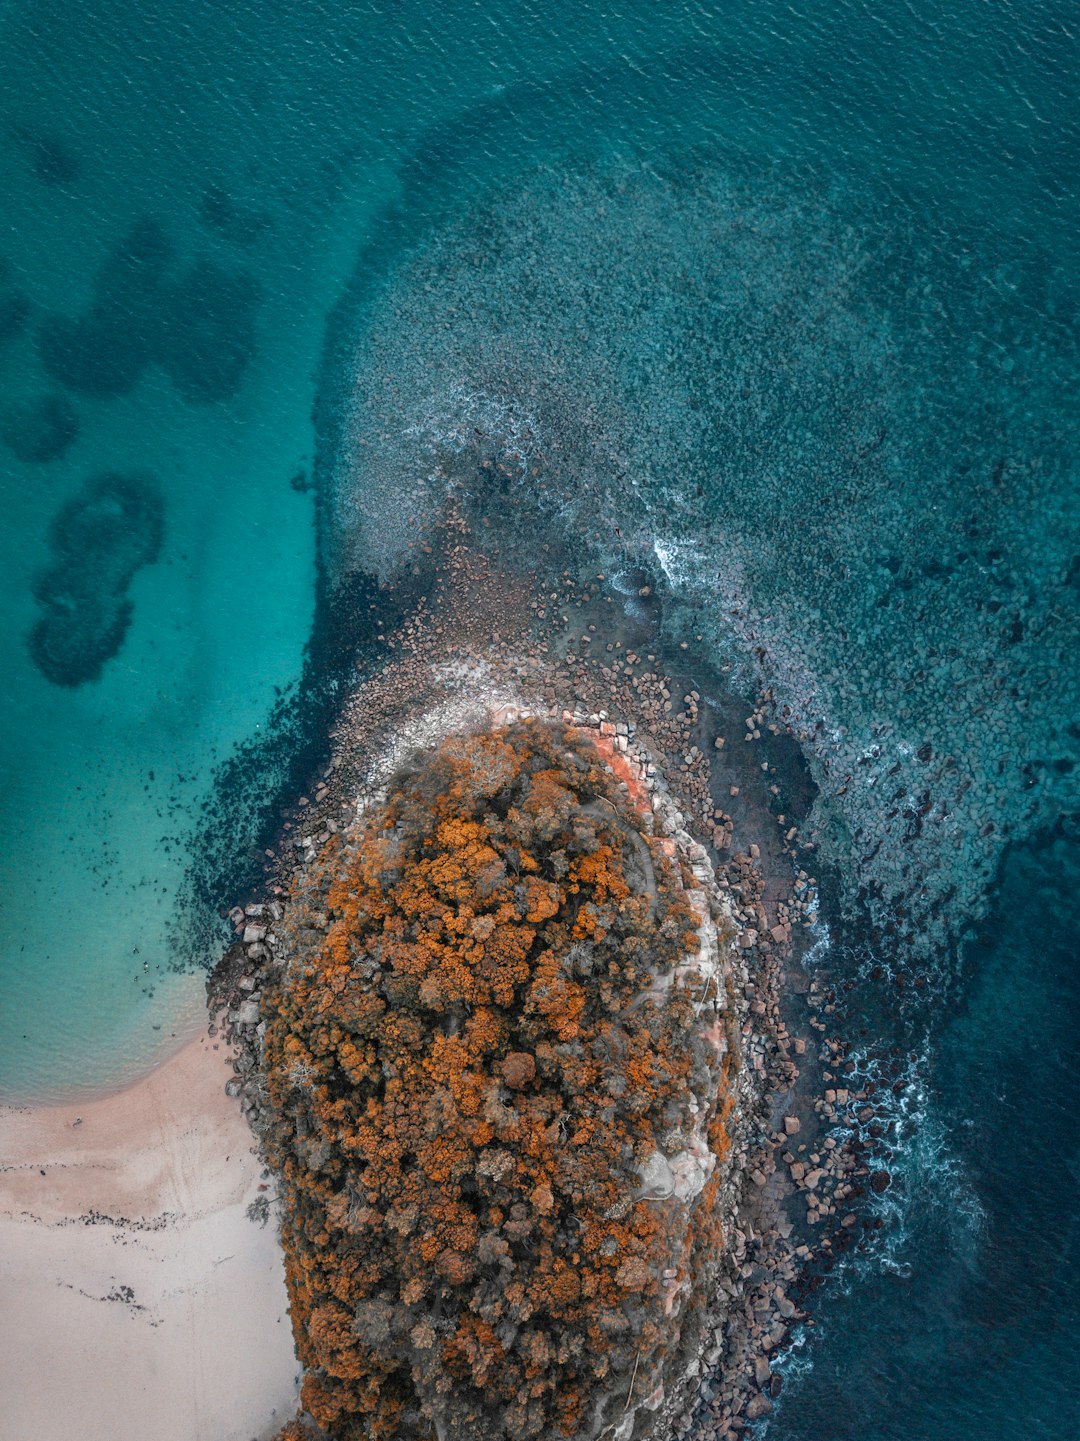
<box><xmin>637</xmin><ymin>1151</ymin><xmax>675</xmax><ymax>1200</ymax></box>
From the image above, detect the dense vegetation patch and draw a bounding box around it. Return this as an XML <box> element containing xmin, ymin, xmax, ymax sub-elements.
<box><xmin>264</xmin><ymin>722</ymin><xmax>730</xmax><ymax>1441</ymax></box>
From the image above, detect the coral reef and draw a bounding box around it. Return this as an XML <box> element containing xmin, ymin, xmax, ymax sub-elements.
<box><xmin>262</xmin><ymin>721</ymin><xmax>739</xmax><ymax>1441</ymax></box>
<box><xmin>28</xmin><ymin>471</ymin><xmax>165</xmax><ymax>687</ymax></box>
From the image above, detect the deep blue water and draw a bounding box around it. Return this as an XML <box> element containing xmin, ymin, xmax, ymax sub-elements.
<box><xmin>1</xmin><ymin>0</ymin><xmax>1077</xmax><ymax>1434</ymax></box>
<box><xmin>763</xmin><ymin>826</ymin><xmax>1080</xmax><ymax>1440</ymax></box>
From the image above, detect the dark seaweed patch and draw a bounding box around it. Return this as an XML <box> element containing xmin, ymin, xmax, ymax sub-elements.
<box><xmin>38</xmin><ymin>217</ymin><xmax>259</xmax><ymax>404</ymax></box>
<box><xmin>0</xmin><ymin>292</ymin><xmax>31</xmax><ymax>346</ymax></box>
<box><xmin>198</xmin><ymin>184</ymin><xmax>271</xmax><ymax>247</ymax></box>
<box><xmin>28</xmin><ymin>471</ymin><xmax>165</xmax><ymax>687</ymax></box>
<box><xmin>157</xmin><ymin>258</ymin><xmax>259</xmax><ymax>403</ymax></box>
<box><xmin>8</xmin><ymin>123</ymin><xmax>79</xmax><ymax>186</ymax></box>
<box><xmin>39</xmin><ymin>218</ymin><xmax>172</xmax><ymax>399</ymax></box>
<box><xmin>1</xmin><ymin>392</ymin><xmax>78</xmax><ymax>463</ymax></box>
<box><xmin>199</xmin><ymin>184</ymin><xmax>234</xmax><ymax>232</ymax></box>
<box><xmin>29</xmin><ymin>131</ymin><xmax>79</xmax><ymax>186</ymax></box>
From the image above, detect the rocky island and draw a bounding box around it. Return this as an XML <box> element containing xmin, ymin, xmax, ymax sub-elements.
<box><xmin>205</xmin><ymin>512</ymin><xmax>878</xmax><ymax>1441</ymax></box>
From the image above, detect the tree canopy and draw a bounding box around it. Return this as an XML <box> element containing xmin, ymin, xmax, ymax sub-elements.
<box><xmin>263</xmin><ymin>721</ymin><xmax>731</xmax><ymax>1441</ymax></box>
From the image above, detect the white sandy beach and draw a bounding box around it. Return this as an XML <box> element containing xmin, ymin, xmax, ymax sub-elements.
<box><xmin>0</xmin><ymin>1033</ymin><xmax>299</xmax><ymax>1441</ymax></box>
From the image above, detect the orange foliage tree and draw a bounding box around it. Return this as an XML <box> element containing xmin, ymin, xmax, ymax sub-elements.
<box><xmin>272</xmin><ymin>1420</ymin><xmax>320</xmax><ymax>1441</ymax></box>
<box><xmin>263</xmin><ymin>721</ymin><xmax>728</xmax><ymax>1441</ymax></box>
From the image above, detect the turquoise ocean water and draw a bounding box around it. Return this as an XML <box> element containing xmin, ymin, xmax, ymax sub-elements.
<box><xmin>2</xmin><ymin>1</ymin><xmax>1077</xmax><ymax>1434</ymax></box>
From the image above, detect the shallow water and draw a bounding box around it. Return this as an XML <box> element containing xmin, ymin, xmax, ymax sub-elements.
<box><xmin>2</xmin><ymin>0</ymin><xmax>1077</xmax><ymax>1432</ymax></box>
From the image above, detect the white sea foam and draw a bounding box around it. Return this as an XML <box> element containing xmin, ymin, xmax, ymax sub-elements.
<box><xmin>652</xmin><ymin>534</ymin><xmax>709</xmax><ymax>592</ymax></box>
<box><xmin>840</xmin><ymin>1043</ymin><xmax>984</xmax><ymax>1278</ymax></box>
<box><xmin>802</xmin><ymin>916</ymin><xmax>830</xmax><ymax>967</ymax></box>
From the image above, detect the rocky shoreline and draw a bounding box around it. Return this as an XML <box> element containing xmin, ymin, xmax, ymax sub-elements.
<box><xmin>207</xmin><ymin>512</ymin><xmax>897</xmax><ymax>1438</ymax></box>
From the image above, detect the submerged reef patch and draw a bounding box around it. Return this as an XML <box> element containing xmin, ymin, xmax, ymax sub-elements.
<box><xmin>262</xmin><ymin>721</ymin><xmax>740</xmax><ymax>1441</ymax></box>
<box><xmin>38</xmin><ymin>216</ymin><xmax>259</xmax><ymax>404</ymax></box>
<box><xmin>0</xmin><ymin>256</ymin><xmax>31</xmax><ymax>347</ymax></box>
<box><xmin>0</xmin><ymin>291</ymin><xmax>31</xmax><ymax>347</ymax></box>
<box><xmin>29</xmin><ymin>130</ymin><xmax>79</xmax><ymax>186</ymax></box>
<box><xmin>38</xmin><ymin>217</ymin><xmax>172</xmax><ymax>399</ymax></box>
<box><xmin>11</xmin><ymin>123</ymin><xmax>80</xmax><ymax>186</ymax></box>
<box><xmin>28</xmin><ymin>470</ymin><xmax>165</xmax><ymax>687</ymax></box>
<box><xmin>1</xmin><ymin>392</ymin><xmax>78</xmax><ymax>463</ymax></box>
<box><xmin>156</xmin><ymin>257</ymin><xmax>260</xmax><ymax>405</ymax></box>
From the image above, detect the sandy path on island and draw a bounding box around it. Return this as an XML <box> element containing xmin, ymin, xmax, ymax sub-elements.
<box><xmin>0</xmin><ymin>1033</ymin><xmax>299</xmax><ymax>1441</ymax></box>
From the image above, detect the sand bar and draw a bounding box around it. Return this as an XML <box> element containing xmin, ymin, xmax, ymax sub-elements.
<box><xmin>0</xmin><ymin>1033</ymin><xmax>299</xmax><ymax>1441</ymax></box>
